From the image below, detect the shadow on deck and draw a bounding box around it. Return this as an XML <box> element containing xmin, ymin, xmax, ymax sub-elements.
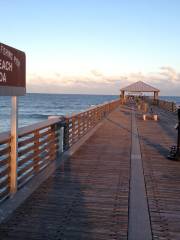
<box><xmin>0</xmin><ymin>105</ymin><xmax>180</xmax><ymax>240</ymax></box>
<box><xmin>0</xmin><ymin>107</ymin><xmax>131</xmax><ymax>240</ymax></box>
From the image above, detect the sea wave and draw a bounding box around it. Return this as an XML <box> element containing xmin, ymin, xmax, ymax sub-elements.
<box><xmin>19</xmin><ymin>113</ymin><xmax>50</xmax><ymax>120</ymax></box>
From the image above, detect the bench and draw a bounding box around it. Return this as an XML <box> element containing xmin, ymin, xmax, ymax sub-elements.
<box><xmin>143</xmin><ymin>113</ymin><xmax>158</xmax><ymax>121</ymax></box>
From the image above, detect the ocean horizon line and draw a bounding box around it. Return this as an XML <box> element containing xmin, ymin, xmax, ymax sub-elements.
<box><xmin>21</xmin><ymin>92</ymin><xmax>180</xmax><ymax>97</ymax></box>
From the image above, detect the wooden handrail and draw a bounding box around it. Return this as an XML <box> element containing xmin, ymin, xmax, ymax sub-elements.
<box><xmin>18</xmin><ymin>118</ymin><xmax>61</xmax><ymax>137</ymax></box>
<box><xmin>0</xmin><ymin>98</ymin><xmax>120</xmax><ymax>203</ymax></box>
<box><xmin>63</xmin><ymin>99</ymin><xmax>120</xmax><ymax>150</ymax></box>
<box><xmin>144</xmin><ymin>97</ymin><xmax>177</xmax><ymax>113</ymax></box>
<box><xmin>0</xmin><ymin>132</ymin><xmax>10</xmax><ymax>144</ymax></box>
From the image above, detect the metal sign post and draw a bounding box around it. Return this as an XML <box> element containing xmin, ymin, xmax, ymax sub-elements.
<box><xmin>10</xmin><ymin>96</ymin><xmax>18</xmax><ymax>195</ymax></box>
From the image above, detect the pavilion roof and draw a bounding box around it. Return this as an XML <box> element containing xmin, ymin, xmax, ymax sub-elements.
<box><xmin>120</xmin><ymin>81</ymin><xmax>159</xmax><ymax>92</ymax></box>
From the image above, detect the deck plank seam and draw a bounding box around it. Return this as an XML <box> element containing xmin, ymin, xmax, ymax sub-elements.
<box><xmin>128</xmin><ymin>107</ymin><xmax>152</xmax><ymax>240</ymax></box>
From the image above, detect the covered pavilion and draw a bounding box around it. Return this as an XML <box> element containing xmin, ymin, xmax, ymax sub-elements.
<box><xmin>120</xmin><ymin>81</ymin><xmax>160</xmax><ymax>101</ymax></box>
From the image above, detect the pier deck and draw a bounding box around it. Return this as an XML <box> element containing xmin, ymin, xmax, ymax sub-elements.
<box><xmin>0</xmin><ymin>105</ymin><xmax>180</xmax><ymax>240</ymax></box>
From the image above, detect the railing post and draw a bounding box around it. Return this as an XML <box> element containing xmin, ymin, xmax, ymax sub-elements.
<box><xmin>10</xmin><ymin>96</ymin><xmax>18</xmax><ymax>196</ymax></box>
<box><xmin>48</xmin><ymin>116</ymin><xmax>65</xmax><ymax>154</ymax></box>
<box><xmin>34</xmin><ymin>130</ymin><xmax>40</xmax><ymax>173</ymax></box>
<box><xmin>82</xmin><ymin>113</ymin><xmax>85</xmax><ymax>135</ymax></box>
<box><xmin>57</xmin><ymin>123</ymin><xmax>64</xmax><ymax>154</ymax></box>
<box><xmin>88</xmin><ymin>111</ymin><xmax>91</xmax><ymax>129</ymax></box>
<box><xmin>64</xmin><ymin>117</ymin><xmax>69</xmax><ymax>151</ymax></box>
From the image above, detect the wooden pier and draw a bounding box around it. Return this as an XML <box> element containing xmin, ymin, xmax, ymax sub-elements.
<box><xmin>0</xmin><ymin>100</ymin><xmax>180</xmax><ymax>239</ymax></box>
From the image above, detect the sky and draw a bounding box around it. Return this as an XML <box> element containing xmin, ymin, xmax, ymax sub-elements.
<box><xmin>1</xmin><ymin>0</ymin><xmax>180</xmax><ymax>95</ymax></box>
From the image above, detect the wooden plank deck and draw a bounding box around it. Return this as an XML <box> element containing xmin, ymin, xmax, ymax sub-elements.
<box><xmin>0</xmin><ymin>107</ymin><xmax>131</xmax><ymax>240</ymax></box>
<box><xmin>137</xmin><ymin>108</ymin><xmax>180</xmax><ymax>240</ymax></box>
<box><xmin>0</xmin><ymin>105</ymin><xmax>180</xmax><ymax>239</ymax></box>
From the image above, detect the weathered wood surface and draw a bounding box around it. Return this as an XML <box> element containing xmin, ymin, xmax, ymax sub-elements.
<box><xmin>137</xmin><ymin>107</ymin><xmax>180</xmax><ymax>240</ymax></box>
<box><xmin>1</xmin><ymin>105</ymin><xmax>180</xmax><ymax>240</ymax></box>
<box><xmin>0</xmin><ymin>99</ymin><xmax>120</xmax><ymax>202</ymax></box>
<box><xmin>129</xmin><ymin>108</ymin><xmax>152</xmax><ymax>240</ymax></box>
<box><xmin>0</xmin><ymin>107</ymin><xmax>131</xmax><ymax>240</ymax></box>
<box><xmin>0</xmin><ymin>119</ymin><xmax>60</xmax><ymax>202</ymax></box>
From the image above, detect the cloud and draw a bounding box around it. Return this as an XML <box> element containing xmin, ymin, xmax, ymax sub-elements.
<box><xmin>27</xmin><ymin>66</ymin><xmax>180</xmax><ymax>95</ymax></box>
<box><xmin>159</xmin><ymin>66</ymin><xmax>180</xmax><ymax>82</ymax></box>
<box><xmin>90</xmin><ymin>69</ymin><xmax>103</xmax><ymax>77</ymax></box>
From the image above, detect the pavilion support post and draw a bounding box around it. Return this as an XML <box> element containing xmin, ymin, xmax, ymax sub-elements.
<box><xmin>153</xmin><ymin>92</ymin><xmax>155</xmax><ymax>105</ymax></box>
<box><xmin>156</xmin><ymin>92</ymin><xmax>159</xmax><ymax>105</ymax></box>
<box><xmin>153</xmin><ymin>91</ymin><xmax>159</xmax><ymax>105</ymax></box>
<box><xmin>120</xmin><ymin>90</ymin><xmax>125</xmax><ymax>104</ymax></box>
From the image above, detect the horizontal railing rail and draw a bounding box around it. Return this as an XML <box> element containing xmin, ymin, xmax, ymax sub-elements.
<box><xmin>0</xmin><ymin>99</ymin><xmax>120</xmax><ymax>203</ymax></box>
<box><xmin>158</xmin><ymin>99</ymin><xmax>177</xmax><ymax>113</ymax></box>
<box><xmin>0</xmin><ymin>118</ymin><xmax>62</xmax><ymax>202</ymax></box>
<box><xmin>64</xmin><ymin>100</ymin><xmax>120</xmax><ymax>150</ymax></box>
<box><xmin>144</xmin><ymin>97</ymin><xmax>177</xmax><ymax>113</ymax></box>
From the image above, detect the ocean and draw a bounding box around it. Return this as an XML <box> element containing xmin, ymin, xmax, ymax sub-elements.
<box><xmin>0</xmin><ymin>93</ymin><xmax>180</xmax><ymax>133</ymax></box>
<box><xmin>0</xmin><ymin>93</ymin><xmax>118</xmax><ymax>133</ymax></box>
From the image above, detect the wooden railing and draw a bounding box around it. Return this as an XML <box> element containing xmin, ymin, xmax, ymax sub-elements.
<box><xmin>0</xmin><ymin>132</ymin><xmax>10</xmax><ymax>201</ymax></box>
<box><xmin>0</xmin><ymin>99</ymin><xmax>120</xmax><ymax>203</ymax></box>
<box><xmin>0</xmin><ymin>118</ymin><xmax>61</xmax><ymax>202</ymax></box>
<box><xmin>144</xmin><ymin>97</ymin><xmax>177</xmax><ymax>113</ymax></box>
<box><xmin>17</xmin><ymin>119</ymin><xmax>61</xmax><ymax>188</ymax></box>
<box><xmin>158</xmin><ymin>100</ymin><xmax>177</xmax><ymax>113</ymax></box>
<box><xmin>64</xmin><ymin>100</ymin><xmax>120</xmax><ymax>150</ymax></box>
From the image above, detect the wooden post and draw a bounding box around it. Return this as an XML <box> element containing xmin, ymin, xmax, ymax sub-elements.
<box><xmin>153</xmin><ymin>92</ymin><xmax>156</xmax><ymax>104</ymax></box>
<box><xmin>153</xmin><ymin>91</ymin><xmax>159</xmax><ymax>105</ymax></box>
<box><xmin>34</xmin><ymin>130</ymin><xmax>40</xmax><ymax>173</ymax></box>
<box><xmin>120</xmin><ymin>90</ymin><xmax>125</xmax><ymax>104</ymax></box>
<box><xmin>48</xmin><ymin>116</ymin><xmax>65</xmax><ymax>154</ymax></box>
<box><xmin>64</xmin><ymin>118</ymin><xmax>69</xmax><ymax>151</ymax></box>
<box><xmin>58</xmin><ymin>124</ymin><xmax>64</xmax><ymax>154</ymax></box>
<box><xmin>10</xmin><ymin>96</ymin><xmax>18</xmax><ymax>196</ymax></box>
<box><xmin>172</xmin><ymin>102</ymin><xmax>175</xmax><ymax>112</ymax></box>
<box><xmin>50</xmin><ymin>122</ymin><xmax>64</xmax><ymax>156</ymax></box>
